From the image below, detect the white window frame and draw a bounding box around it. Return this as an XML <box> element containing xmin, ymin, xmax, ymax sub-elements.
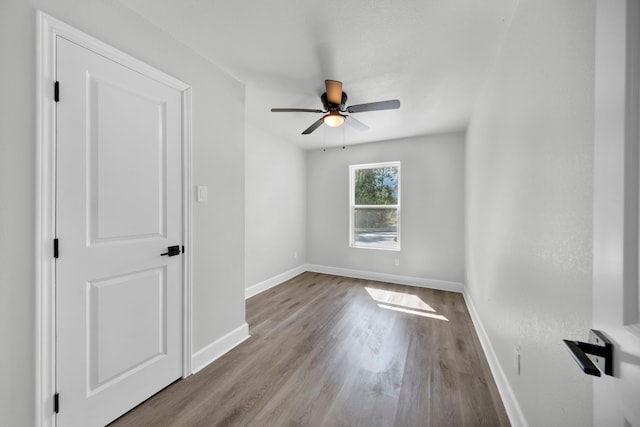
<box><xmin>349</xmin><ymin>161</ymin><xmax>401</xmax><ymax>251</ymax></box>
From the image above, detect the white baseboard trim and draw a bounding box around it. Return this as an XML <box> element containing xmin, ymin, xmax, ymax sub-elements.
<box><xmin>462</xmin><ymin>289</ymin><xmax>528</xmax><ymax>427</ymax></box>
<box><xmin>191</xmin><ymin>322</ymin><xmax>250</xmax><ymax>374</ymax></box>
<box><xmin>306</xmin><ymin>264</ymin><xmax>464</xmax><ymax>293</ymax></box>
<box><xmin>245</xmin><ymin>265</ymin><xmax>307</xmax><ymax>299</ymax></box>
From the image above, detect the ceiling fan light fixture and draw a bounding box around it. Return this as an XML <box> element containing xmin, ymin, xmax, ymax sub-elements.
<box><xmin>324</xmin><ymin>112</ymin><xmax>345</xmax><ymax>127</ymax></box>
<box><xmin>270</xmin><ymin>80</ymin><xmax>400</xmax><ymax>135</ymax></box>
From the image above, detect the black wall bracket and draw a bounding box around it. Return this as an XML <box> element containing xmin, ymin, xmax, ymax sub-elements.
<box><xmin>563</xmin><ymin>329</ymin><xmax>613</xmax><ymax>377</ymax></box>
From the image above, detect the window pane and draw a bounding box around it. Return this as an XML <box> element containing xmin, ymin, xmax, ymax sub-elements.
<box><xmin>354</xmin><ymin>167</ymin><xmax>398</xmax><ymax>205</ymax></box>
<box><xmin>354</xmin><ymin>208</ymin><xmax>398</xmax><ymax>249</ymax></box>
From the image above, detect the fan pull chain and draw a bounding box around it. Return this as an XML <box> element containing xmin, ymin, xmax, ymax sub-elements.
<box><xmin>323</xmin><ymin>125</ymin><xmax>327</xmax><ymax>152</ymax></box>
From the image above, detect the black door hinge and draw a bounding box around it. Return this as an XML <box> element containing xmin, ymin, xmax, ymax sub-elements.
<box><xmin>54</xmin><ymin>81</ymin><xmax>59</xmax><ymax>102</ymax></box>
<box><xmin>53</xmin><ymin>238</ymin><xmax>59</xmax><ymax>259</ymax></box>
<box><xmin>182</xmin><ymin>245</ymin><xmax>185</xmax><ymax>254</ymax></box>
<box><xmin>54</xmin><ymin>393</ymin><xmax>59</xmax><ymax>414</ymax></box>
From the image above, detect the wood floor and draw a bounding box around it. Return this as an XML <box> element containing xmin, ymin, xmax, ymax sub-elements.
<box><xmin>110</xmin><ymin>272</ymin><xmax>510</xmax><ymax>427</ymax></box>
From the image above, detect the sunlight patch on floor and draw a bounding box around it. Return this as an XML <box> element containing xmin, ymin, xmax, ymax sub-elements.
<box><xmin>365</xmin><ymin>287</ymin><xmax>448</xmax><ymax>321</ymax></box>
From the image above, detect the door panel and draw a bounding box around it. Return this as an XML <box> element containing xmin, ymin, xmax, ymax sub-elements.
<box><xmin>88</xmin><ymin>267</ymin><xmax>167</xmax><ymax>392</ymax></box>
<box><xmin>56</xmin><ymin>36</ymin><xmax>183</xmax><ymax>427</ymax></box>
<box><xmin>593</xmin><ymin>1</ymin><xmax>640</xmax><ymax>426</ymax></box>
<box><xmin>88</xmin><ymin>73</ymin><xmax>168</xmax><ymax>243</ymax></box>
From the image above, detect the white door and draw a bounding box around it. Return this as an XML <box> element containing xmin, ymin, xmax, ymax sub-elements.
<box><xmin>593</xmin><ymin>0</ymin><xmax>640</xmax><ymax>426</ymax></box>
<box><xmin>55</xmin><ymin>36</ymin><xmax>184</xmax><ymax>426</ymax></box>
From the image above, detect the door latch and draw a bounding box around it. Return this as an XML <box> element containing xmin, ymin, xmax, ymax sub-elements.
<box><xmin>160</xmin><ymin>245</ymin><xmax>181</xmax><ymax>257</ymax></box>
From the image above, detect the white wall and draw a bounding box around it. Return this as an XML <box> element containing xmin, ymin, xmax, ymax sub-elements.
<box><xmin>0</xmin><ymin>1</ymin><xmax>245</xmax><ymax>425</ymax></box>
<box><xmin>245</xmin><ymin>86</ymin><xmax>307</xmax><ymax>290</ymax></box>
<box><xmin>307</xmin><ymin>133</ymin><xmax>465</xmax><ymax>285</ymax></box>
<box><xmin>465</xmin><ymin>0</ymin><xmax>595</xmax><ymax>425</ymax></box>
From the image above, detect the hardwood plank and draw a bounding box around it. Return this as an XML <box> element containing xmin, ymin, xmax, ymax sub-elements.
<box><xmin>458</xmin><ymin>372</ymin><xmax>511</xmax><ymax>427</ymax></box>
<box><xmin>110</xmin><ymin>272</ymin><xmax>510</xmax><ymax>427</ymax></box>
<box><xmin>394</xmin><ymin>333</ymin><xmax>429</xmax><ymax>426</ymax></box>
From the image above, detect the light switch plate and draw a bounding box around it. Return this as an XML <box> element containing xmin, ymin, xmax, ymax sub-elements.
<box><xmin>197</xmin><ymin>185</ymin><xmax>208</xmax><ymax>202</ymax></box>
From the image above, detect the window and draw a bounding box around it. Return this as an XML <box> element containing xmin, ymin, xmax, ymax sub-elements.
<box><xmin>349</xmin><ymin>162</ymin><xmax>400</xmax><ymax>250</ymax></box>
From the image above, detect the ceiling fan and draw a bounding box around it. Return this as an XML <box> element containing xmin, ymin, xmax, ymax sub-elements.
<box><xmin>270</xmin><ymin>80</ymin><xmax>400</xmax><ymax>135</ymax></box>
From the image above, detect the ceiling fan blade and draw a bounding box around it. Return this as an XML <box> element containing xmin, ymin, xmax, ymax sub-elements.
<box><xmin>346</xmin><ymin>99</ymin><xmax>400</xmax><ymax>113</ymax></box>
<box><xmin>325</xmin><ymin>80</ymin><xmax>343</xmax><ymax>105</ymax></box>
<box><xmin>302</xmin><ymin>117</ymin><xmax>325</xmax><ymax>135</ymax></box>
<box><xmin>271</xmin><ymin>108</ymin><xmax>324</xmax><ymax>113</ymax></box>
<box><xmin>345</xmin><ymin>115</ymin><xmax>369</xmax><ymax>132</ymax></box>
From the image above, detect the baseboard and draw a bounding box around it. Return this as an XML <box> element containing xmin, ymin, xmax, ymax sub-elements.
<box><xmin>245</xmin><ymin>265</ymin><xmax>306</xmax><ymax>299</ymax></box>
<box><xmin>306</xmin><ymin>264</ymin><xmax>464</xmax><ymax>293</ymax></box>
<box><xmin>462</xmin><ymin>289</ymin><xmax>528</xmax><ymax>427</ymax></box>
<box><xmin>191</xmin><ymin>322</ymin><xmax>250</xmax><ymax>374</ymax></box>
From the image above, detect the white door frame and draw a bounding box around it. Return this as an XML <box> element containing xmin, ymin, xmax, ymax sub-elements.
<box><xmin>35</xmin><ymin>11</ymin><xmax>193</xmax><ymax>427</ymax></box>
<box><xmin>593</xmin><ymin>0</ymin><xmax>640</xmax><ymax>424</ymax></box>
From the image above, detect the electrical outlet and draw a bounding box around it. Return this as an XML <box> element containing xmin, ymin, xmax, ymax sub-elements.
<box><xmin>294</xmin><ymin>251</ymin><xmax>298</xmax><ymax>259</ymax></box>
<box><xmin>513</xmin><ymin>346</ymin><xmax>521</xmax><ymax>375</ymax></box>
<box><xmin>394</xmin><ymin>258</ymin><xmax>400</xmax><ymax>266</ymax></box>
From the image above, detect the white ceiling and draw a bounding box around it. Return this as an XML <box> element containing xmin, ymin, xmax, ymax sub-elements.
<box><xmin>119</xmin><ymin>0</ymin><xmax>518</xmax><ymax>149</ymax></box>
